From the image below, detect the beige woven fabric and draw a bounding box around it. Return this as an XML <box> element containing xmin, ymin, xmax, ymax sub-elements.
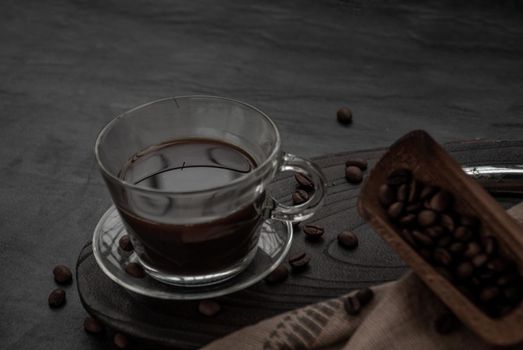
<box><xmin>202</xmin><ymin>273</ymin><xmax>507</xmax><ymax>350</ymax></box>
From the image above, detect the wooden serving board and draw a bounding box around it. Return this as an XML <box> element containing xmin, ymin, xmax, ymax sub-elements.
<box><xmin>76</xmin><ymin>140</ymin><xmax>523</xmax><ymax>349</ymax></box>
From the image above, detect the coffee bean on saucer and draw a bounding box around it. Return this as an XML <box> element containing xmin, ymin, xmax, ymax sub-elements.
<box><xmin>434</xmin><ymin>312</ymin><xmax>459</xmax><ymax>334</ymax></box>
<box><xmin>336</xmin><ymin>107</ymin><xmax>353</xmax><ymax>125</ymax></box>
<box><xmin>265</xmin><ymin>265</ymin><xmax>289</xmax><ymax>284</ymax></box>
<box><xmin>199</xmin><ymin>299</ymin><xmax>221</xmax><ymax>317</ymax></box>
<box><xmin>303</xmin><ymin>225</ymin><xmax>324</xmax><ymax>240</ymax></box>
<box><xmin>345</xmin><ymin>166</ymin><xmax>363</xmax><ymax>184</ymax></box>
<box><xmin>125</xmin><ymin>263</ymin><xmax>145</xmax><ymax>278</ymax></box>
<box><xmin>53</xmin><ymin>265</ymin><xmax>72</xmax><ymax>285</ymax></box>
<box><xmin>356</xmin><ymin>287</ymin><xmax>374</xmax><ymax>306</ymax></box>
<box><xmin>113</xmin><ymin>333</ymin><xmax>130</xmax><ymax>349</ymax></box>
<box><xmin>118</xmin><ymin>235</ymin><xmax>134</xmax><ymax>252</ymax></box>
<box><xmin>48</xmin><ymin>288</ymin><xmax>66</xmax><ymax>308</ymax></box>
<box><xmin>292</xmin><ymin>189</ymin><xmax>309</xmax><ymax>205</ymax></box>
<box><xmin>289</xmin><ymin>252</ymin><xmax>311</xmax><ymax>270</ymax></box>
<box><xmin>295</xmin><ymin>173</ymin><xmax>314</xmax><ymax>191</ymax></box>
<box><xmin>337</xmin><ymin>230</ymin><xmax>358</xmax><ymax>249</ymax></box>
<box><xmin>344</xmin><ymin>295</ymin><xmax>361</xmax><ymax>315</ymax></box>
<box><xmin>345</xmin><ymin>158</ymin><xmax>367</xmax><ymax>171</ymax></box>
<box><xmin>84</xmin><ymin>316</ymin><xmax>104</xmax><ymax>335</ymax></box>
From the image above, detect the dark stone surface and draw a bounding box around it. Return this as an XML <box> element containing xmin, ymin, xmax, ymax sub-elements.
<box><xmin>1</xmin><ymin>0</ymin><xmax>523</xmax><ymax>349</ymax></box>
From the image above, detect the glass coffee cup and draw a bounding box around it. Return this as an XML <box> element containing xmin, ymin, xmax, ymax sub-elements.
<box><xmin>95</xmin><ymin>96</ymin><xmax>326</xmax><ymax>286</ymax></box>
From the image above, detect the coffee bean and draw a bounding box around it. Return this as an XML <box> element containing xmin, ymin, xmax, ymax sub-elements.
<box><xmin>412</xmin><ymin>230</ymin><xmax>433</xmax><ymax>247</ymax></box>
<box><xmin>440</xmin><ymin>214</ymin><xmax>455</xmax><ymax>233</ymax></box>
<box><xmin>118</xmin><ymin>235</ymin><xmax>134</xmax><ymax>252</ymax></box>
<box><xmin>289</xmin><ymin>252</ymin><xmax>311</xmax><ymax>270</ymax></box>
<box><xmin>338</xmin><ymin>231</ymin><xmax>359</xmax><ymax>249</ymax></box>
<box><xmin>456</xmin><ymin>262</ymin><xmax>474</xmax><ymax>279</ymax></box>
<box><xmin>295</xmin><ymin>173</ymin><xmax>314</xmax><ymax>191</ymax></box>
<box><xmin>433</xmin><ymin>248</ymin><xmax>452</xmax><ymax>266</ymax></box>
<box><xmin>425</xmin><ymin>226</ymin><xmax>445</xmax><ymax>239</ymax></box>
<box><xmin>496</xmin><ymin>274</ymin><xmax>516</xmax><ymax>287</ymax></box>
<box><xmin>356</xmin><ymin>288</ymin><xmax>374</xmax><ymax>306</ymax></box>
<box><xmin>345</xmin><ymin>158</ymin><xmax>367</xmax><ymax>171</ymax></box>
<box><xmin>472</xmin><ymin>254</ymin><xmax>488</xmax><ymax>268</ymax></box>
<box><xmin>378</xmin><ymin>184</ymin><xmax>395</xmax><ymax>206</ymax></box>
<box><xmin>429</xmin><ymin>191</ymin><xmax>453</xmax><ymax>212</ymax></box>
<box><xmin>397</xmin><ymin>184</ymin><xmax>409</xmax><ymax>202</ymax></box>
<box><xmin>84</xmin><ymin>316</ymin><xmax>104</xmax><ymax>335</ymax></box>
<box><xmin>53</xmin><ymin>265</ymin><xmax>73</xmax><ymax>285</ymax></box>
<box><xmin>400</xmin><ymin>229</ymin><xmax>416</xmax><ymax>247</ymax></box>
<box><xmin>303</xmin><ymin>225</ymin><xmax>324</xmax><ymax>240</ymax></box>
<box><xmin>292</xmin><ymin>189</ymin><xmax>309</xmax><ymax>205</ymax></box>
<box><xmin>345</xmin><ymin>166</ymin><xmax>363</xmax><ymax>184</ymax></box>
<box><xmin>398</xmin><ymin>213</ymin><xmax>416</xmax><ymax>227</ymax></box>
<box><xmin>434</xmin><ymin>312</ymin><xmax>459</xmax><ymax>334</ymax></box>
<box><xmin>449</xmin><ymin>242</ymin><xmax>465</xmax><ymax>255</ymax></box>
<box><xmin>125</xmin><ymin>263</ymin><xmax>146</xmax><ymax>278</ymax></box>
<box><xmin>405</xmin><ymin>203</ymin><xmax>422</xmax><ymax>214</ymax></box>
<box><xmin>464</xmin><ymin>242</ymin><xmax>482</xmax><ymax>258</ymax></box>
<box><xmin>48</xmin><ymin>288</ymin><xmax>66</xmax><ymax>308</ymax></box>
<box><xmin>453</xmin><ymin>226</ymin><xmax>473</xmax><ymax>242</ymax></box>
<box><xmin>436</xmin><ymin>235</ymin><xmax>452</xmax><ymax>247</ymax></box>
<box><xmin>343</xmin><ymin>295</ymin><xmax>361</xmax><ymax>315</ymax></box>
<box><xmin>407</xmin><ymin>179</ymin><xmax>420</xmax><ymax>203</ymax></box>
<box><xmin>387</xmin><ymin>202</ymin><xmax>404</xmax><ymax>219</ymax></box>
<box><xmin>199</xmin><ymin>300</ymin><xmax>221</xmax><ymax>316</ymax></box>
<box><xmin>337</xmin><ymin>107</ymin><xmax>353</xmax><ymax>125</ymax></box>
<box><xmin>417</xmin><ymin>210</ymin><xmax>437</xmax><ymax>227</ymax></box>
<box><xmin>487</xmin><ymin>258</ymin><xmax>508</xmax><ymax>273</ymax></box>
<box><xmin>481</xmin><ymin>236</ymin><xmax>497</xmax><ymax>256</ymax></box>
<box><xmin>480</xmin><ymin>286</ymin><xmax>500</xmax><ymax>303</ymax></box>
<box><xmin>460</xmin><ymin>216</ymin><xmax>479</xmax><ymax>228</ymax></box>
<box><xmin>265</xmin><ymin>265</ymin><xmax>289</xmax><ymax>284</ymax></box>
<box><xmin>420</xmin><ymin>186</ymin><xmax>437</xmax><ymax>200</ymax></box>
<box><xmin>386</xmin><ymin>169</ymin><xmax>411</xmax><ymax>186</ymax></box>
<box><xmin>113</xmin><ymin>333</ymin><xmax>130</xmax><ymax>349</ymax></box>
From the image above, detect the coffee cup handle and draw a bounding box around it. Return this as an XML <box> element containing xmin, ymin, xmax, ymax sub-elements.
<box><xmin>269</xmin><ymin>153</ymin><xmax>327</xmax><ymax>222</ymax></box>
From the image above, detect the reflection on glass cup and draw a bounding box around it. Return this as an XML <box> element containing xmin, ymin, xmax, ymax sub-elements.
<box><xmin>95</xmin><ymin>96</ymin><xmax>326</xmax><ymax>286</ymax></box>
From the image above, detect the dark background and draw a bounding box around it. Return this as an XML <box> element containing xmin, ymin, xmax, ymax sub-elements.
<box><xmin>1</xmin><ymin>0</ymin><xmax>523</xmax><ymax>349</ymax></box>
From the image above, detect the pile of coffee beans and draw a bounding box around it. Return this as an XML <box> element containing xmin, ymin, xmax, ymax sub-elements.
<box><xmin>379</xmin><ymin>169</ymin><xmax>523</xmax><ymax>318</ymax></box>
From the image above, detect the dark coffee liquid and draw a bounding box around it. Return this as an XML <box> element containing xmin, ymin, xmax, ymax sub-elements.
<box><xmin>117</xmin><ymin>139</ymin><xmax>263</xmax><ymax>276</ymax></box>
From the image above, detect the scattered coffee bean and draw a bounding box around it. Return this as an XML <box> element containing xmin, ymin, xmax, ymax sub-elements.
<box><xmin>386</xmin><ymin>169</ymin><xmax>411</xmax><ymax>186</ymax></box>
<box><xmin>434</xmin><ymin>312</ymin><xmax>459</xmax><ymax>334</ymax></box>
<box><xmin>336</xmin><ymin>107</ymin><xmax>353</xmax><ymax>125</ymax></box>
<box><xmin>387</xmin><ymin>202</ymin><xmax>404</xmax><ymax>219</ymax></box>
<box><xmin>118</xmin><ymin>235</ymin><xmax>133</xmax><ymax>252</ymax></box>
<box><xmin>433</xmin><ymin>248</ymin><xmax>452</xmax><ymax>266</ymax></box>
<box><xmin>48</xmin><ymin>288</ymin><xmax>66</xmax><ymax>308</ymax></box>
<box><xmin>113</xmin><ymin>333</ymin><xmax>130</xmax><ymax>349</ymax></box>
<box><xmin>345</xmin><ymin>166</ymin><xmax>363</xmax><ymax>184</ymax></box>
<box><xmin>456</xmin><ymin>262</ymin><xmax>474</xmax><ymax>279</ymax></box>
<box><xmin>464</xmin><ymin>242</ymin><xmax>482</xmax><ymax>258</ymax></box>
<box><xmin>343</xmin><ymin>295</ymin><xmax>361</xmax><ymax>315</ymax></box>
<box><xmin>53</xmin><ymin>265</ymin><xmax>73</xmax><ymax>285</ymax></box>
<box><xmin>412</xmin><ymin>230</ymin><xmax>433</xmax><ymax>247</ymax></box>
<box><xmin>337</xmin><ymin>230</ymin><xmax>359</xmax><ymax>249</ymax></box>
<box><xmin>198</xmin><ymin>300</ymin><xmax>221</xmax><ymax>316</ymax></box>
<box><xmin>480</xmin><ymin>286</ymin><xmax>500</xmax><ymax>303</ymax></box>
<box><xmin>84</xmin><ymin>316</ymin><xmax>104</xmax><ymax>335</ymax></box>
<box><xmin>303</xmin><ymin>225</ymin><xmax>324</xmax><ymax>240</ymax></box>
<box><xmin>295</xmin><ymin>173</ymin><xmax>314</xmax><ymax>191</ymax></box>
<box><xmin>417</xmin><ymin>210</ymin><xmax>437</xmax><ymax>227</ymax></box>
<box><xmin>292</xmin><ymin>189</ymin><xmax>309</xmax><ymax>205</ymax></box>
<box><xmin>356</xmin><ymin>288</ymin><xmax>374</xmax><ymax>306</ymax></box>
<box><xmin>345</xmin><ymin>158</ymin><xmax>367</xmax><ymax>171</ymax></box>
<box><xmin>289</xmin><ymin>252</ymin><xmax>311</xmax><ymax>270</ymax></box>
<box><xmin>125</xmin><ymin>263</ymin><xmax>146</xmax><ymax>278</ymax></box>
<box><xmin>429</xmin><ymin>191</ymin><xmax>453</xmax><ymax>212</ymax></box>
<box><xmin>378</xmin><ymin>184</ymin><xmax>395</xmax><ymax>206</ymax></box>
<box><xmin>265</xmin><ymin>265</ymin><xmax>289</xmax><ymax>284</ymax></box>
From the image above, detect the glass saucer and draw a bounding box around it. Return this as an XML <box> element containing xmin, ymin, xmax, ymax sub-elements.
<box><xmin>92</xmin><ymin>206</ymin><xmax>293</xmax><ymax>300</ymax></box>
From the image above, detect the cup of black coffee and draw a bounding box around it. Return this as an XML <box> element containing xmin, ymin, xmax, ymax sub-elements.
<box><xmin>95</xmin><ymin>96</ymin><xmax>326</xmax><ymax>286</ymax></box>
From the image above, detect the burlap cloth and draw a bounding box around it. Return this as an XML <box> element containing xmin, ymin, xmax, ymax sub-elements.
<box><xmin>202</xmin><ymin>204</ymin><xmax>523</xmax><ymax>350</ymax></box>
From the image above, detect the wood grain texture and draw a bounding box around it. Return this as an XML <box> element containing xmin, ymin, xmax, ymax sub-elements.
<box><xmin>359</xmin><ymin>130</ymin><xmax>523</xmax><ymax>346</ymax></box>
<box><xmin>1</xmin><ymin>1</ymin><xmax>523</xmax><ymax>349</ymax></box>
